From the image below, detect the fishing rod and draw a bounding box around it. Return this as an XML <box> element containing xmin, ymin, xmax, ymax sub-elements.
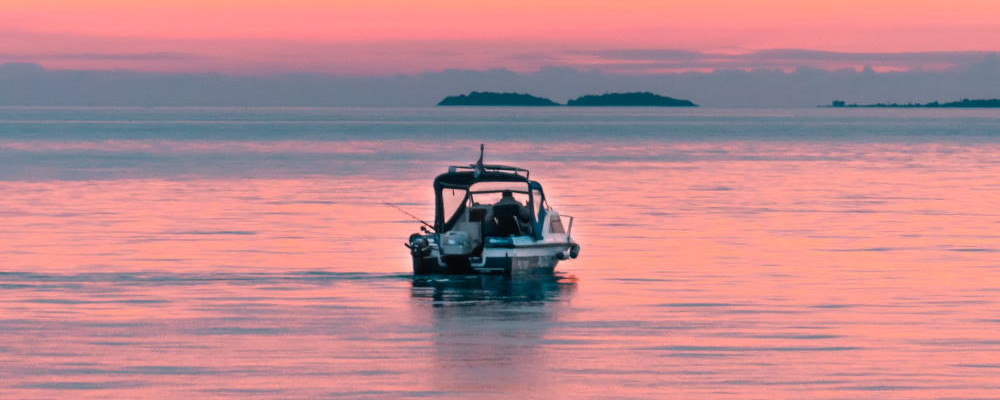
<box><xmin>383</xmin><ymin>202</ymin><xmax>435</xmax><ymax>232</ymax></box>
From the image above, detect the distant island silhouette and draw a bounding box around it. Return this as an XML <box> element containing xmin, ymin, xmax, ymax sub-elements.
<box><xmin>436</xmin><ymin>91</ymin><xmax>698</xmax><ymax>107</ymax></box>
<box><xmin>830</xmin><ymin>98</ymin><xmax>1000</xmax><ymax>108</ymax></box>
<box><xmin>437</xmin><ymin>91</ymin><xmax>559</xmax><ymax>106</ymax></box>
<box><xmin>567</xmin><ymin>92</ymin><xmax>698</xmax><ymax>107</ymax></box>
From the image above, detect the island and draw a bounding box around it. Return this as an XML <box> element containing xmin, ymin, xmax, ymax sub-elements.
<box><xmin>437</xmin><ymin>91</ymin><xmax>559</xmax><ymax>106</ymax></box>
<box><xmin>567</xmin><ymin>92</ymin><xmax>697</xmax><ymax>107</ymax></box>
<box><xmin>830</xmin><ymin>99</ymin><xmax>1000</xmax><ymax>108</ymax></box>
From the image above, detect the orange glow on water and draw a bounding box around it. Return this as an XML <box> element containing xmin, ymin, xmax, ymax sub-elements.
<box><xmin>1</xmin><ymin>135</ymin><xmax>998</xmax><ymax>398</ymax></box>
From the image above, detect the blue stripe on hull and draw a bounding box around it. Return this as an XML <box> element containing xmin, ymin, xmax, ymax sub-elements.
<box><xmin>413</xmin><ymin>255</ymin><xmax>558</xmax><ymax>275</ymax></box>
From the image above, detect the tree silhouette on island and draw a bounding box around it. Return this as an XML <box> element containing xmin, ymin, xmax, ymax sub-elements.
<box><xmin>437</xmin><ymin>91</ymin><xmax>698</xmax><ymax>107</ymax></box>
<box><xmin>567</xmin><ymin>92</ymin><xmax>697</xmax><ymax>107</ymax></box>
<box><xmin>830</xmin><ymin>98</ymin><xmax>1000</xmax><ymax>108</ymax></box>
<box><xmin>437</xmin><ymin>92</ymin><xmax>559</xmax><ymax>106</ymax></box>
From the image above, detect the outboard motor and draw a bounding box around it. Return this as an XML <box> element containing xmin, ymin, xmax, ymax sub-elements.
<box><xmin>408</xmin><ymin>233</ymin><xmax>431</xmax><ymax>257</ymax></box>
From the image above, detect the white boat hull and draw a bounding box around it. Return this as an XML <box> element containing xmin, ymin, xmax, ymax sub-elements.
<box><xmin>413</xmin><ymin>240</ymin><xmax>577</xmax><ymax>275</ymax></box>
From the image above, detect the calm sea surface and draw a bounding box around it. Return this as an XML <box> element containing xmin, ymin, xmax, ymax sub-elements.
<box><xmin>1</xmin><ymin>107</ymin><xmax>998</xmax><ymax>399</ymax></box>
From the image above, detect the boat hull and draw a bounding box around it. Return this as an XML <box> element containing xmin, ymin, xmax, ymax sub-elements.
<box><xmin>413</xmin><ymin>244</ymin><xmax>571</xmax><ymax>275</ymax></box>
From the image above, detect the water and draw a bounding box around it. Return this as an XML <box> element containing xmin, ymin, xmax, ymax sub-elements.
<box><xmin>1</xmin><ymin>107</ymin><xmax>998</xmax><ymax>399</ymax></box>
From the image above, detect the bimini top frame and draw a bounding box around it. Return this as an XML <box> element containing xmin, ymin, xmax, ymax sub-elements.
<box><xmin>447</xmin><ymin>164</ymin><xmax>529</xmax><ymax>181</ymax></box>
<box><xmin>431</xmin><ymin>145</ymin><xmax>545</xmax><ymax>233</ymax></box>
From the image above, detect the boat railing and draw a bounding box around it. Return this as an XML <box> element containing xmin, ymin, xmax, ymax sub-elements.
<box><xmin>449</xmin><ymin>164</ymin><xmax>530</xmax><ymax>179</ymax></box>
<box><xmin>562</xmin><ymin>214</ymin><xmax>575</xmax><ymax>242</ymax></box>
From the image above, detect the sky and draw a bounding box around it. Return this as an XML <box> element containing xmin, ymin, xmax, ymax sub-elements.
<box><xmin>3</xmin><ymin>0</ymin><xmax>1000</xmax><ymax>74</ymax></box>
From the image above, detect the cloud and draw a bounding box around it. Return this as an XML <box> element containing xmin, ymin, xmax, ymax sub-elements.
<box><xmin>738</xmin><ymin>49</ymin><xmax>994</xmax><ymax>68</ymax></box>
<box><xmin>0</xmin><ymin>52</ymin><xmax>206</xmax><ymax>61</ymax></box>
<box><xmin>55</xmin><ymin>52</ymin><xmax>206</xmax><ymax>61</ymax></box>
<box><xmin>568</xmin><ymin>48</ymin><xmax>999</xmax><ymax>72</ymax></box>
<box><xmin>3</xmin><ymin>53</ymin><xmax>1000</xmax><ymax>108</ymax></box>
<box><xmin>3</xmin><ymin>28</ymin><xmax>999</xmax><ymax>75</ymax></box>
<box><xmin>570</xmin><ymin>49</ymin><xmax>706</xmax><ymax>61</ymax></box>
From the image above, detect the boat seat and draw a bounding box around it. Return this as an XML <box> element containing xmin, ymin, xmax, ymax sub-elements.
<box><xmin>469</xmin><ymin>207</ymin><xmax>488</xmax><ymax>222</ymax></box>
<box><xmin>492</xmin><ymin>204</ymin><xmax>525</xmax><ymax>236</ymax></box>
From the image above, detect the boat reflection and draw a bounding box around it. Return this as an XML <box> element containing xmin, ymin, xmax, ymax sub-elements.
<box><xmin>409</xmin><ymin>274</ymin><xmax>576</xmax><ymax>396</ymax></box>
<box><xmin>410</xmin><ymin>273</ymin><xmax>577</xmax><ymax>305</ymax></box>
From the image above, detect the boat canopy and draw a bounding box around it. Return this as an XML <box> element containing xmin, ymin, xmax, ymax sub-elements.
<box><xmin>433</xmin><ymin>168</ymin><xmax>546</xmax><ymax>233</ymax></box>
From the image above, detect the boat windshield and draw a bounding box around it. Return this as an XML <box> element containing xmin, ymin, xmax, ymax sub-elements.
<box><xmin>438</xmin><ymin>180</ymin><xmax>537</xmax><ymax>231</ymax></box>
<box><xmin>468</xmin><ymin>182</ymin><xmax>531</xmax><ymax>206</ymax></box>
<box><xmin>441</xmin><ymin>187</ymin><xmax>467</xmax><ymax>224</ymax></box>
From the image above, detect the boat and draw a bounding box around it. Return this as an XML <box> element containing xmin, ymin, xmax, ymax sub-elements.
<box><xmin>406</xmin><ymin>145</ymin><xmax>580</xmax><ymax>275</ymax></box>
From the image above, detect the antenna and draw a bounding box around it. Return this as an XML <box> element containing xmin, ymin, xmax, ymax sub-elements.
<box><xmin>473</xmin><ymin>143</ymin><xmax>485</xmax><ymax>178</ymax></box>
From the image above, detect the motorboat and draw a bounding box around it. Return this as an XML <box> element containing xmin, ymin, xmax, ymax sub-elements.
<box><xmin>406</xmin><ymin>145</ymin><xmax>580</xmax><ymax>275</ymax></box>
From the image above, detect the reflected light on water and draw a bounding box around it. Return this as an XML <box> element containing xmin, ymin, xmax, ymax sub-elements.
<box><xmin>1</xmin><ymin>107</ymin><xmax>998</xmax><ymax>399</ymax></box>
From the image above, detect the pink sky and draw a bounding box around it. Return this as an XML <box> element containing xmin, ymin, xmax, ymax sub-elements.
<box><xmin>2</xmin><ymin>0</ymin><xmax>1000</xmax><ymax>74</ymax></box>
